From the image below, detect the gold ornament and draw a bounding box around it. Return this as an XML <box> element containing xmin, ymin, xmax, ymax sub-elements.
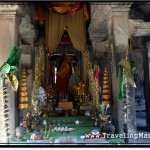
<box><xmin>102</xmin><ymin>67</ymin><xmax>111</xmax><ymax>106</ymax></box>
<box><xmin>82</xmin><ymin>50</ymin><xmax>101</xmax><ymax>118</ymax></box>
<box><xmin>31</xmin><ymin>39</ymin><xmax>45</xmax><ymax>114</ymax></box>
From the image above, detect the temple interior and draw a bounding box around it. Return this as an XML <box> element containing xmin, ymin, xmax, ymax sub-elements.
<box><xmin>0</xmin><ymin>1</ymin><xmax>150</xmax><ymax>145</ymax></box>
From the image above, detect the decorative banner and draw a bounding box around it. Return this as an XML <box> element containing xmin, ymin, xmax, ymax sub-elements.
<box><xmin>119</xmin><ymin>59</ymin><xmax>136</xmax><ymax>88</ymax></box>
<box><xmin>117</xmin><ymin>39</ymin><xmax>136</xmax><ymax>100</ymax></box>
<box><xmin>94</xmin><ymin>65</ymin><xmax>100</xmax><ymax>97</ymax></box>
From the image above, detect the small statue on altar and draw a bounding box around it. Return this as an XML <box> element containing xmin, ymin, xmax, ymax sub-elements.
<box><xmin>36</xmin><ymin>86</ymin><xmax>47</xmax><ymax>106</ymax></box>
<box><xmin>100</xmin><ymin>115</ymin><xmax>115</xmax><ymax>134</ymax></box>
<box><xmin>15</xmin><ymin>126</ymin><xmax>25</xmax><ymax>141</ymax></box>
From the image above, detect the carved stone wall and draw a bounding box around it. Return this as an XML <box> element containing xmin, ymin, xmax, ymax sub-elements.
<box><xmin>0</xmin><ymin>4</ymin><xmax>19</xmax><ymax>142</ymax></box>
<box><xmin>18</xmin><ymin>3</ymin><xmax>35</xmax><ymax>117</ymax></box>
<box><xmin>88</xmin><ymin>3</ymin><xmax>111</xmax><ymax>56</ymax></box>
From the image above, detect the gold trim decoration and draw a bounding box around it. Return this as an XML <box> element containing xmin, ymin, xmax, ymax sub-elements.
<box><xmin>19</xmin><ymin>104</ymin><xmax>29</xmax><ymax>109</ymax></box>
<box><xmin>102</xmin><ymin>101</ymin><xmax>111</xmax><ymax>106</ymax></box>
<box><xmin>20</xmin><ymin>97</ymin><xmax>28</xmax><ymax>102</ymax></box>
<box><xmin>102</xmin><ymin>95</ymin><xmax>111</xmax><ymax>100</ymax></box>
<box><xmin>22</xmin><ymin>75</ymin><xmax>26</xmax><ymax>78</ymax></box>
<box><xmin>19</xmin><ymin>68</ymin><xmax>31</xmax><ymax>129</ymax></box>
<box><xmin>21</xmin><ymin>82</ymin><xmax>27</xmax><ymax>87</ymax></box>
<box><xmin>20</xmin><ymin>86</ymin><xmax>27</xmax><ymax>91</ymax></box>
<box><xmin>31</xmin><ymin>39</ymin><xmax>44</xmax><ymax>115</ymax></box>
<box><xmin>102</xmin><ymin>67</ymin><xmax>111</xmax><ymax>106</ymax></box>
<box><xmin>22</xmin><ymin>119</ymin><xmax>27</xmax><ymax>128</ymax></box>
<box><xmin>103</xmin><ymin>77</ymin><xmax>108</xmax><ymax>80</ymax></box>
<box><xmin>103</xmin><ymin>85</ymin><xmax>109</xmax><ymax>89</ymax></box>
<box><xmin>21</xmin><ymin>79</ymin><xmax>27</xmax><ymax>82</ymax></box>
<box><xmin>20</xmin><ymin>91</ymin><xmax>28</xmax><ymax>97</ymax></box>
<box><xmin>102</xmin><ymin>89</ymin><xmax>110</xmax><ymax>94</ymax></box>
<box><xmin>103</xmin><ymin>81</ymin><xmax>109</xmax><ymax>85</ymax></box>
<box><xmin>82</xmin><ymin>50</ymin><xmax>101</xmax><ymax>118</ymax></box>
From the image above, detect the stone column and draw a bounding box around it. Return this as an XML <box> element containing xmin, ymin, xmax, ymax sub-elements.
<box><xmin>108</xmin><ymin>3</ymin><xmax>136</xmax><ymax>143</ymax></box>
<box><xmin>0</xmin><ymin>4</ymin><xmax>19</xmax><ymax>142</ymax></box>
<box><xmin>19</xmin><ymin>5</ymin><xmax>35</xmax><ymax>89</ymax></box>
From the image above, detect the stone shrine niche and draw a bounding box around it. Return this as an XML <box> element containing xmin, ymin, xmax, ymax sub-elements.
<box><xmin>47</xmin><ymin>39</ymin><xmax>82</xmax><ymax>103</ymax></box>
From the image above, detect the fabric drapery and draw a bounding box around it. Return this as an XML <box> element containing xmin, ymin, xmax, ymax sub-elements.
<box><xmin>67</xmin><ymin>7</ymin><xmax>87</xmax><ymax>52</ymax></box>
<box><xmin>45</xmin><ymin>6</ymin><xmax>88</xmax><ymax>94</ymax></box>
<box><xmin>45</xmin><ymin>11</ymin><xmax>66</xmax><ymax>53</ymax></box>
<box><xmin>45</xmin><ymin>7</ymin><xmax>87</xmax><ymax>53</ymax></box>
<box><xmin>35</xmin><ymin>3</ymin><xmax>89</xmax><ymax>24</ymax></box>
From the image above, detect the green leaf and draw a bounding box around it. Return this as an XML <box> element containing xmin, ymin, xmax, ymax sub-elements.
<box><xmin>9</xmin><ymin>49</ymin><xmax>21</xmax><ymax>66</ymax></box>
<box><xmin>7</xmin><ymin>46</ymin><xmax>19</xmax><ymax>64</ymax></box>
<box><xmin>1</xmin><ymin>63</ymin><xmax>10</xmax><ymax>74</ymax></box>
<box><xmin>7</xmin><ymin>46</ymin><xmax>21</xmax><ymax>66</ymax></box>
<box><xmin>0</xmin><ymin>63</ymin><xmax>10</xmax><ymax>79</ymax></box>
<box><xmin>117</xmin><ymin>66</ymin><xmax>124</xmax><ymax>100</ymax></box>
<box><xmin>10</xmin><ymin>66</ymin><xmax>18</xmax><ymax>73</ymax></box>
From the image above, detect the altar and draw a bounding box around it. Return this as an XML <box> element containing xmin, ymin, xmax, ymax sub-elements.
<box><xmin>14</xmin><ymin>2</ymin><xmax>115</xmax><ymax>145</ymax></box>
<box><xmin>11</xmin><ymin>116</ymin><xmax>110</xmax><ymax>144</ymax></box>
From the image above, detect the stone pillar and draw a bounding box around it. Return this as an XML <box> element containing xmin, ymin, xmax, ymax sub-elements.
<box><xmin>108</xmin><ymin>3</ymin><xmax>136</xmax><ymax>143</ymax></box>
<box><xmin>0</xmin><ymin>4</ymin><xmax>19</xmax><ymax>142</ymax></box>
<box><xmin>19</xmin><ymin>8</ymin><xmax>35</xmax><ymax>94</ymax></box>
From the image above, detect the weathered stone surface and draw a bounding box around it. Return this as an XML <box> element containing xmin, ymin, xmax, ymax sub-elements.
<box><xmin>20</xmin><ymin>44</ymin><xmax>32</xmax><ymax>54</ymax></box>
<box><xmin>88</xmin><ymin>3</ymin><xmax>111</xmax><ymax>58</ymax></box>
<box><xmin>108</xmin><ymin>5</ymin><xmax>137</xmax><ymax>143</ymax></box>
<box><xmin>112</xmin><ymin>15</ymin><xmax>129</xmax><ymax>53</ymax></box>
<box><xmin>94</xmin><ymin>41</ymin><xmax>109</xmax><ymax>58</ymax></box>
<box><xmin>130</xmin><ymin>20</ymin><xmax>150</xmax><ymax>36</ymax></box>
<box><xmin>27</xmin><ymin>69</ymin><xmax>33</xmax><ymax>102</ymax></box>
<box><xmin>19</xmin><ymin>14</ymin><xmax>35</xmax><ymax>43</ymax></box>
<box><xmin>19</xmin><ymin>4</ymin><xmax>35</xmax><ymax>44</ymax></box>
<box><xmin>21</xmin><ymin>54</ymin><xmax>32</xmax><ymax>67</ymax></box>
<box><xmin>0</xmin><ymin>4</ymin><xmax>19</xmax><ymax>142</ymax></box>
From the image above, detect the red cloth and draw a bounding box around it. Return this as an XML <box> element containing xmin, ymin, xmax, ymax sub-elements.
<box><xmin>95</xmin><ymin>65</ymin><xmax>100</xmax><ymax>97</ymax></box>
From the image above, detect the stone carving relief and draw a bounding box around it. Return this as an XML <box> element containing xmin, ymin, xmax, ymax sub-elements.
<box><xmin>0</xmin><ymin>4</ymin><xmax>19</xmax><ymax>15</ymax></box>
<box><xmin>18</xmin><ymin>3</ymin><xmax>35</xmax><ymax>45</ymax></box>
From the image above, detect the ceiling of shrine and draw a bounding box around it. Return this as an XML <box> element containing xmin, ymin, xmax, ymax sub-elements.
<box><xmin>15</xmin><ymin>2</ymin><xmax>150</xmax><ymax>46</ymax></box>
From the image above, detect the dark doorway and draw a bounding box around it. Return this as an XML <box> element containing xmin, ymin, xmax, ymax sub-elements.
<box><xmin>130</xmin><ymin>36</ymin><xmax>147</xmax><ymax>131</ymax></box>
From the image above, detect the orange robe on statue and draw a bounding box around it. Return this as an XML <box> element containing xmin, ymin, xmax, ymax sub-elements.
<box><xmin>56</xmin><ymin>56</ymin><xmax>72</xmax><ymax>92</ymax></box>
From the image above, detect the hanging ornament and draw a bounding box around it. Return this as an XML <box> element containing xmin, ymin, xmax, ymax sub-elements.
<box><xmin>19</xmin><ymin>68</ymin><xmax>30</xmax><ymax>129</ymax></box>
